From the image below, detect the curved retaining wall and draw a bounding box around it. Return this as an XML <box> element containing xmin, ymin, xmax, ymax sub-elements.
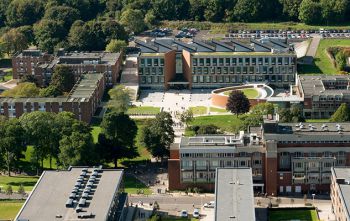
<box><xmin>211</xmin><ymin>84</ymin><xmax>273</xmax><ymax>109</ymax></box>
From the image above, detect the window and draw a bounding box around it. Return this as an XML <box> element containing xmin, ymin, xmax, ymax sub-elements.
<box><xmin>225</xmin><ymin>58</ymin><xmax>230</xmax><ymax>66</ymax></box>
<box><xmin>213</xmin><ymin>58</ymin><xmax>217</xmax><ymax>66</ymax></box>
<box><xmin>206</xmin><ymin>58</ymin><xmax>211</xmax><ymax>66</ymax></box>
<box><xmin>240</xmin><ymin>161</ymin><xmax>246</xmax><ymax>166</ymax></box>
<box><xmin>154</xmin><ymin>59</ymin><xmax>158</xmax><ymax>66</ymax></box>
<box><xmin>193</xmin><ymin>58</ymin><xmax>198</xmax><ymax>66</ymax></box>
<box><xmin>160</xmin><ymin>58</ymin><xmax>164</xmax><ymax>66</ymax></box>
<box><xmin>294</xmin><ymin>152</ymin><xmax>303</xmax><ymax>158</ymax></box>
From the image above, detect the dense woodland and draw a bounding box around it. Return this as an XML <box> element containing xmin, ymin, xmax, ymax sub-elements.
<box><xmin>0</xmin><ymin>0</ymin><xmax>350</xmax><ymax>54</ymax></box>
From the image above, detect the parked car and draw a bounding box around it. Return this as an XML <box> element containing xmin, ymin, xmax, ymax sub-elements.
<box><xmin>193</xmin><ymin>208</ymin><xmax>200</xmax><ymax>218</ymax></box>
<box><xmin>204</xmin><ymin>201</ymin><xmax>215</xmax><ymax>208</ymax></box>
<box><xmin>180</xmin><ymin>210</ymin><xmax>188</xmax><ymax>218</ymax></box>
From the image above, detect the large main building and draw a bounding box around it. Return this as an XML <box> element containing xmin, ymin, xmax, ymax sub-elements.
<box><xmin>169</xmin><ymin>122</ymin><xmax>350</xmax><ymax>195</ymax></box>
<box><xmin>136</xmin><ymin>38</ymin><xmax>297</xmax><ymax>90</ymax></box>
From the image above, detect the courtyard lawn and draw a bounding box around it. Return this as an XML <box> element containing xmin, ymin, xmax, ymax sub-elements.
<box><xmin>210</xmin><ymin>107</ymin><xmax>228</xmax><ymax>113</ymax></box>
<box><xmin>305</xmin><ymin>119</ymin><xmax>330</xmax><ymax>123</ymax></box>
<box><xmin>0</xmin><ymin>200</ymin><xmax>24</xmax><ymax>220</ymax></box>
<box><xmin>124</xmin><ymin>176</ymin><xmax>152</xmax><ymax>195</ymax></box>
<box><xmin>223</xmin><ymin>88</ymin><xmax>259</xmax><ymax>99</ymax></box>
<box><xmin>189</xmin><ymin>106</ymin><xmax>208</xmax><ymax>115</ymax></box>
<box><xmin>126</xmin><ymin>106</ymin><xmax>161</xmax><ymax>115</ymax></box>
<box><xmin>0</xmin><ymin>175</ymin><xmax>39</xmax><ymax>192</ymax></box>
<box><xmin>269</xmin><ymin>209</ymin><xmax>319</xmax><ymax>221</ymax></box>
<box><xmin>299</xmin><ymin>39</ymin><xmax>350</xmax><ymax>75</ymax></box>
<box><xmin>190</xmin><ymin>114</ymin><xmax>242</xmax><ymax>133</ymax></box>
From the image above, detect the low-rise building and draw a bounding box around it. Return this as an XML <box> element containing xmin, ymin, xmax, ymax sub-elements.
<box><xmin>136</xmin><ymin>38</ymin><xmax>297</xmax><ymax>90</ymax></box>
<box><xmin>15</xmin><ymin>166</ymin><xmax>128</xmax><ymax>221</ymax></box>
<box><xmin>331</xmin><ymin>167</ymin><xmax>350</xmax><ymax>221</ymax></box>
<box><xmin>168</xmin><ymin>122</ymin><xmax>350</xmax><ymax>195</ymax></box>
<box><xmin>215</xmin><ymin>168</ymin><xmax>255</xmax><ymax>221</ymax></box>
<box><xmin>0</xmin><ymin>73</ymin><xmax>105</xmax><ymax>123</ymax></box>
<box><xmin>297</xmin><ymin>75</ymin><xmax>350</xmax><ymax>119</ymax></box>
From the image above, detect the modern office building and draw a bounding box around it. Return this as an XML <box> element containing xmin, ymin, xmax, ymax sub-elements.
<box><xmin>331</xmin><ymin>167</ymin><xmax>350</xmax><ymax>221</ymax></box>
<box><xmin>215</xmin><ymin>168</ymin><xmax>255</xmax><ymax>221</ymax></box>
<box><xmin>297</xmin><ymin>75</ymin><xmax>350</xmax><ymax>119</ymax></box>
<box><xmin>0</xmin><ymin>73</ymin><xmax>105</xmax><ymax>123</ymax></box>
<box><xmin>168</xmin><ymin>122</ymin><xmax>350</xmax><ymax>195</ymax></box>
<box><xmin>12</xmin><ymin>49</ymin><xmax>122</xmax><ymax>86</ymax></box>
<box><xmin>136</xmin><ymin>38</ymin><xmax>297</xmax><ymax>90</ymax></box>
<box><xmin>15</xmin><ymin>166</ymin><xmax>128</xmax><ymax>221</ymax></box>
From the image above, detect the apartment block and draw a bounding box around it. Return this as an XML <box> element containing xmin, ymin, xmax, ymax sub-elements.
<box><xmin>331</xmin><ymin>167</ymin><xmax>350</xmax><ymax>221</ymax></box>
<box><xmin>12</xmin><ymin>49</ymin><xmax>122</xmax><ymax>86</ymax></box>
<box><xmin>136</xmin><ymin>38</ymin><xmax>297</xmax><ymax>90</ymax></box>
<box><xmin>168</xmin><ymin>122</ymin><xmax>350</xmax><ymax>195</ymax></box>
<box><xmin>297</xmin><ymin>75</ymin><xmax>350</xmax><ymax>119</ymax></box>
<box><xmin>12</xmin><ymin>49</ymin><xmax>54</xmax><ymax>80</ymax></box>
<box><xmin>0</xmin><ymin>73</ymin><xmax>105</xmax><ymax>123</ymax></box>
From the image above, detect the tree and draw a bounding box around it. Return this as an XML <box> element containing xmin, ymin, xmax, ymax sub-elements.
<box><xmin>189</xmin><ymin>0</ymin><xmax>206</xmax><ymax>21</ymax></box>
<box><xmin>68</xmin><ymin>20</ymin><xmax>92</xmax><ymax>51</ymax></box>
<box><xmin>5</xmin><ymin>185</ymin><xmax>13</xmax><ymax>197</ymax></box>
<box><xmin>20</xmin><ymin>75</ymin><xmax>38</xmax><ymax>85</ymax></box>
<box><xmin>1</xmin><ymin>28</ymin><xmax>28</xmax><ymax>55</ymax></box>
<box><xmin>239</xmin><ymin>114</ymin><xmax>263</xmax><ymax>131</ymax></box>
<box><xmin>330</xmin><ymin>103</ymin><xmax>350</xmax><ymax>122</ymax></box>
<box><xmin>178</xmin><ymin>109</ymin><xmax>194</xmax><ymax>127</ymax></box>
<box><xmin>140</xmin><ymin>112</ymin><xmax>174</xmax><ymax>158</ymax></box>
<box><xmin>151</xmin><ymin>0</ymin><xmax>176</xmax><ymax>20</ymax></box>
<box><xmin>39</xmin><ymin>85</ymin><xmax>62</xmax><ymax>97</ymax></box>
<box><xmin>59</xmin><ymin>127</ymin><xmax>96</xmax><ymax>168</ymax></box>
<box><xmin>120</xmin><ymin>9</ymin><xmax>146</xmax><ymax>33</ymax></box>
<box><xmin>20</xmin><ymin>112</ymin><xmax>56</xmax><ymax>174</ymax></box>
<box><xmin>106</xmin><ymin>39</ymin><xmax>127</xmax><ymax>53</ymax></box>
<box><xmin>299</xmin><ymin>0</ymin><xmax>323</xmax><ymax>24</ymax></box>
<box><xmin>1</xmin><ymin>83</ymin><xmax>40</xmax><ymax>98</ymax></box>
<box><xmin>278</xmin><ymin>108</ymin><xmax>292</xmax><ymax>123</ymax></box>
<box><xmin>98</xmin><ymin>111</ymin><xmax>138</xmax><ymax>168</ymax></box>
<box><xmin>226</xmin><ymin>90</ymin><xmax>250</xmax><ymax>116</ymax></box>
<box><xmin>0</xmin><ymin>118</ymin><xmax>26</xmax><ymax>176</ymax></box>
<box><xmin>107</xmin><ymin>85</ymin><xmax>132</xmax><ymax>113</ymax></box>
<box><xmin>51</xmin><ymin>65</ymin><xmax>75</xmax><ymax>93</ymax></box>
<box><xmin>278</xmin><ymin>104</ymin><xmax>305</xmax><ymax>123</ymax></box>
<box><xmin>33</xmin><ymin>19</ymin><xmax>67</xmax><ymax>53</ymax></box>
<box><xmin>233</xmin><ymin>0</ymin><xmax>262</xmax><ymax>22</ymax></box>
<box><xmin>43</xmin><ymin>5</ymin><xmax>80</xmax><ymax>28</ymax></box>
<box><xmin>197</xmin><ymin>124</ymin><xmax>220</xmax><ymax>134</ymax></box>
<box><xmin>279</xmin><ymin>0</ymin><xmax>302</xmax><ymax>21</ymax></box>
<box><xmin>0</xmin><ymin>0</ymin><xmax>11</xmax><ymax>27</ymax></box>
<box><xmin>145</xmin><ymin>10</ymin><xmax>158</xmax><ymax>27</ymax></box>
<box><xmin>250</xmin><ymin>102</ymin><xmax>275</xmax><ymax>116</ymax></box>
<box><xmin>321</xmin><ymin>0</ymin><xmax>348</xmax><ymax>24</ymax></box>
<box><xmin>204</xmin><ymin>0</ymin><xmax>225</xmax><ymax>22</ymax></box>
<box><xmin>336</xmin><ymin>51</ymin><xmax>346</xmax><ymax>71</ymax></box>
<box><xmin>6</xmin><ymin>0</ymin><xmax>44</xmax><ymax>27</ymax></box>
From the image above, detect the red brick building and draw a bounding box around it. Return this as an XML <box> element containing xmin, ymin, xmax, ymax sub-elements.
<box><xmin>0</xmin><ymin>73</ymin><xmax>105</xmax><ymax>123</ymax></box>
<box><xmin>12</xmin><ymin>50</ymin><xmax>122</xmax><ymax>87</ymax></box>
<box><xmin>168</xmin><ymin>122</ymin><xmax>350</xmax><ymax>195</ymax></box>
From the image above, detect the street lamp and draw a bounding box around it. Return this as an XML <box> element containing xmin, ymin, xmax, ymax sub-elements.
<box><xmin>312</xmin><ymin>193</ymin><xmax>315</xmax><ymax>206</ymax></box>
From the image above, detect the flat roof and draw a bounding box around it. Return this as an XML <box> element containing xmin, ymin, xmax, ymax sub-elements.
<box><xmin>15</xmin><ymin>167</ymin><xmax>124</xmax><ymax>221</ymax></box>
<box><xmin>263</xmin><ymin>122</ymin><xmax>350</xmax><ymax>141</ymax></box>
<box><xmin>215</xmin><ymin>168</ymin><xmax>255</xmax><ymax>221</ymax></box>
<box><xmin>58</xmin><ymin>52</ymin><xmax>120</xmax><ymax>65</ymax></box>
<box><xmin>332</xmin><ymin>167</ymin><xmax>350</xmax><ymax>218</ymax></box>
<box><xmin>298</xmin><ymin>75</ymin><xmax>350</xmax><ymax>96</ymax></box>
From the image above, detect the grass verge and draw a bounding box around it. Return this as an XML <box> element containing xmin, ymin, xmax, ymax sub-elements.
<box><xmin>0</xmin><ymin>200</ymin><xmax>25</xmax><ymax>220</ymax></box>
<box><xmin>189</xmin><ymin>106</ymin><xmax>207</xmax><ymax>115</ymax></box>
<box><xmin>0</xmin><ymin>175</ymin><xmax>38</xmax><ymax>192</ymax></box>
<box><xmin>124</xmin><ymin>175</ymin><xmax>152</xmax><ymax>195</ymax></box>
<box><xmin>127</xmin><ymin>106</ymin><xmax>161</xmax><ymax>115</ymax></box>
<box><xmin>269</xmin><ymin>209</ymin><xmax>319</xmax><ymax>221</ymax></box>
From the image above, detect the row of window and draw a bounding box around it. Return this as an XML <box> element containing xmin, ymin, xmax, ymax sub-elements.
<box><xmin>278</xmin><ymin>139</ymin><xmax>350</xmax><ymax>144</ymax></box>
<box><xmin>180</xmin><ymin>152</ymin><xmax>261</xmax><ymax>158</ymax></box>
<box><xmin>192</xmin><ymin>74</ymin><xmax>293</xmax><ymax>84</ymax></box>
<box><xmin>192</xmin><ymin>66</ymin><xmax>295</xmax><ymax>75</ymax></box>
<box><xmin>192</xmin><ymin>57</ymin><xmax>296</xmax><ymax>67</ymax></box>
<box><xmin>140</xmin><ymin>58</ymin><xmax>165</xmax><ymax>67</ymax></box>
<box><xmin>139</xmin><ymin>67</ymin><xmax>164</xmax><ymax>75</ymax></box>
<box><xmin>181</xmin><ymin>159</ymin><xmax>262</xmax><ymax>169</ymax></box>
<box><xmin>140</xmin><ymin>76</ymin><xmax>164</xmax><ymax>84</ymax></box>
<box><xmin>279</xmin><ymin>151</ymin><xmax>346</xmax><ymax>157</ymax></box>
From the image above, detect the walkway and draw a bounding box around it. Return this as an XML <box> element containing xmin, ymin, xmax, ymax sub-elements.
<box><xmin>304</xmin><ymin>35</ymin><xmax>321</xmax><ymax>64</ymax></box>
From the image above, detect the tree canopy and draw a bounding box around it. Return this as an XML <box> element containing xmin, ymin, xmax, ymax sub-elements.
<box><xmin>1</xmin><ymin>82</ymin><xmax>40</xmax><ymax>98</ymax></box>
<box><xmin>107</xmin><ymin>85</ymin><xmax>132</xmax><ymax>113</ymax></box>
<box><xmin>330</xmin><ymin>103</ymin><xmax>350</xmax><ymax>122</ymax></box>
<box><xmin>226</xmin><ymin>90</ymin><xmax>250</xmax><ymax>116</ymax></box>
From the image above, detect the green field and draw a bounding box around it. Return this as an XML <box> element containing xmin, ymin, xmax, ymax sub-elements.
<box><xmin>0</xmin><ymin>200</ymin><xmax>24</xmax><ymax>220</ymax></box>
<box><xmin>190</xmin><ymin>114</ymin><xmax>241</xmax><ymax>133</ymax></box>
<box><xmin>0</xmin><ymin>175</ymin><xmax>39</xmax><ymax>192</ymax></box>
<box><xmin>189</xmin><ymin>106</ymin><xmax>208</xmax><ymax>115</ymax></box>
<box><xmin>124</xmin><ymin>176</ymin><xmax>152</xmax><ymax>195</ymax></box>
<box><xmin>126</xmin><ymin>106</ymin><xmax>161</xmax><ymax>115</ymax></box>
<box><xmin>299</xmin><ymin>39</ymin><xmax>350</xmax><ymax>75</ymax></box>
<box><xmin>223</xmin><ymin>88</ymin><xmax>259</xmax><ymax>99</ymax></box>
<box><xmin>209</xmin><ymin>107</ymin><xmax>228</xmax><ymax>113</ymax></box>
<box><xmin>269</xmin><ymin>209</ymin><xmax>319</xmax><ymax>221</ymax></box>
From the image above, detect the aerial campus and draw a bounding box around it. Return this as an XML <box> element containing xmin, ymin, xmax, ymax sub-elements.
<box><xmin>3</xmin><ymin>1</ymin><xmax>350</xmax><ymax>221</ymax></box>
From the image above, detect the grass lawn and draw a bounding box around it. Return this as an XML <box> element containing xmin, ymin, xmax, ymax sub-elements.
<box><xmin>23</xmin><ymin>146</ymin><xmax>58</xmax><ymax>171</ymax></box>
<box><xmin>0</xmin><ymin>200</ymin><xmax>25</xmax><ymax>220</ymax></box>
<box><xmin>124</xmin><ymin>176</ymin><xmax>152</xmax><ymax>195</ymax></box>
<box><xmin>223</xmin><ymin>88</ymin><xmax>259</xmax><ymax>99</ymax></box>
<box><xmin>269</xmin><ymin>209</ymin><xmax>319</xmax><ymax>221</ymax></box>
<box><xmin>189</xmin><ymin>106</ymin><xmax>207</xmax><ymax>115</ymax></box>
<box><xmin>305</xmin><ymin>119</ymin><xmax>330</xmax><ymax>123</ymax></box>
<box><xmin>0</xmin><ymin>175</ymin><xmax>39</xmax><ymax>192</ymax></box>
<box><xmin>91</xmin><ymin>126</ymin><xmax>102</xmax><ymax>143</ymax></box>
<box><xmin>190</xmin><ymin>114</ymin><xmax>241</xmax><ymax>133</ymax></box>
<box><xmin>299</xmin><ymin>39</ymin><xmax>350</xmax><ymax>75</ymax></box>
<box><xmin>210</xmin><ymin>107</ymin><xmax>228</xmax><ymax>113</ymax></box>
<box><xmin>127</xmin><ymin>106</ymin><xmax>161</xmax><ymax>115</ymax></box>
<box><xmin>0</xmin><ymin>72</ymin><xmax>13</xmax><ymax>82</ymax></box>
